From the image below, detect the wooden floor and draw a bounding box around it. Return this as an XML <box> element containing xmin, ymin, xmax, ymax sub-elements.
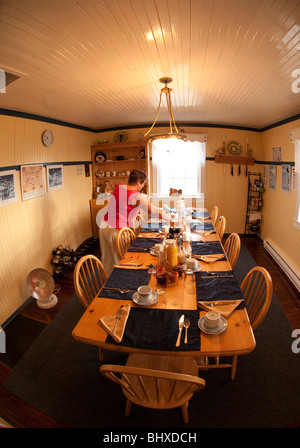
<box><xmin>0</xmin><ymin>236</ymin><xmax>299</xmax><ymax>428</ymax></box>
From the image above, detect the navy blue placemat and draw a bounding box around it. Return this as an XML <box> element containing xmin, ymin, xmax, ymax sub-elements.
<box><xmin>105</xmin><ymin>308</ymin><xmax>201</xmax><ymax>351</ymax></box>
<box><xmin>140</xmin><ymin>221</ymin><xmax>167</xmax><ymax>232</ymax></box>
<box><xmin>128</xmin><ymin>237</ymin><xmax>161</xmax><ymax>252</ymax></box>
<box><xmin>192</xmin><ymin>211</ymin><xmax>210</xmax><ymax>218</ymax></box>
<box><xmin>190</xmin><ymin>221</ymin><xmax>215</xmax><ymax>231</ymax></box>
<box><xmin>98</xmin><ymin>268</ymin><xmax>150</xmax><ymax>300</ymax></box>
<box><xmin>191</xmin><ymin>241</ymin><xmax>226</xmax><ymax>259</ymax></box>
<box><xmin>195</xmin><ymin>271</ymin><xmax>244</xmax><ymax>307</ymax></box>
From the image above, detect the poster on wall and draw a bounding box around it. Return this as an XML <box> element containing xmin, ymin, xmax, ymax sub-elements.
<box><xmin>21</xmin><ymin>164</ymin><xmax>44</xmax><ymax>201</ymax></box>
<box><xmin>269</xmin><ymin>165</ymin><xmax>276</xmax><ymax>190</ymax></box>
<box><xmin>292</xmin><ymin>166</ymin><xmax>298</xmax><ymax>190</ymax></box>
<box><xmin>47</xmin><ymin>165</ymin><xmax>63</xmax><ymax>191</ymax></box>
<box><xmin>0</xmin><ymin>169</ymin><xmax>18</xmax><ymax>207</ymax></box>
<box><xmin>263</xmin><ymin>165</ymin><xmax>269</xmax><ymax>187</ymax></box>
<box><xmin>273</xmin><ymin>147</ymin><xmax>282</xmax><ymax>162</ymax></box>
<box><xmin>281</xmin><ymin>164</ymin><xmax>291</xmax><ymax>193</ymax></box>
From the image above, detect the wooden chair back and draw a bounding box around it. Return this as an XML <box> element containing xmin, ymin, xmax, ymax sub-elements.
<box><xmin>73</xmin><ymin>254</ymin><xmax>108</xmax><ymax>309</ymax></box>
<box><xmin>210</xmin><ymin>205</ymin><xmax>218</xmax><ymax>225</ymax></box>
<box><xmin>241</xmin><ymin>266</ymin><xmax>273</xmax><ymax>330</ymax></box>
<box><xmin>116</xmin><ymin>227</ymin><xmax>136</xmax><ymax>258</ymax></box>
<box><xmin>215</xmin><ymin>215</ymin><xmax>226</xmax><ymax>240</ymax></box>
<box><xmin>131</xmin><ymin>213</ymin><xmax>145</xmax><ymax>236</ymax></box>
<box><xmin>100</xmin><ymin>354</ymin><xmax>205</xmax><ymax>423</ymax></box>
<box><xmin>223</xmin><ymin>233</ymin><xmax>241</xmax><ymax>268</ymax></box>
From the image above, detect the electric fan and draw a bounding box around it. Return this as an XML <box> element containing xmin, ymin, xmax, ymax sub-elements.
<box><xmin>27</xmin><ymin>268</ymin><xmax>58</xmax><ymax>309</ymax></box>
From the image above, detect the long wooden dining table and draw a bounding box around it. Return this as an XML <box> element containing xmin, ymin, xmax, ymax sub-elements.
<box><xmin>72</xmin><ymin>211</ymin><xmax>256</xmax><ymax>363</ymax></box>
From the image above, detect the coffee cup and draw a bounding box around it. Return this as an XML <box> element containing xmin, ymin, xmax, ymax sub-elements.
<box><xmin>105</xmin><ymin>171</ymin><xmax>110</xmax><ymax>177</ymax></box>
<box><xmin>154</xmin><ymin>243</ymin><xmax>163</xmax><ymax>254</ymax></box>
<box><xmin>161</xmin><ymin>225</ymin><xmax>169</xmax><ymax>234</ymax></box>
<box><xmin>187</xmin><ymin>258</ymin><xmax>197</xmax><ymax>270</ymax></box>
<box><xmin>111</xmin><ymin>171</ymin><xmax>117</xmax><ymax>176</ymax></box>
<box><xmin>204</xmin><ymin>311</ymin><xmax>221</xmax><ymax>329</ymax></box>
<box><xmin>137</xmin><ymin>285</ymin><xmax>152</xmax><ymax>302</ymax></box>
<box><xmin>126</xmin><ymin>170</ymin><xmax>130</xmax><ymax>176</ymax></box>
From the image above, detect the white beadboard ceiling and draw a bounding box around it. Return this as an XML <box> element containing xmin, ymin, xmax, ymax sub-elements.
<box><xmin>0</xmin><ymin>0</ymin><xmax>300</xmax><ymax>131</ymax></box>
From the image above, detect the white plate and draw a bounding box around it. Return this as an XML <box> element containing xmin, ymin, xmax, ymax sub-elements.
<box><xmin>132</xmin><ymin>291</ymin><xmax>158</xmax><ymax>306</ymax></box>
<box><xmin>198</xmin><ymin>315</ymin><xmax>227</xmax><ymax>334</ymax></box>
<box><xmin>150</xmin><ymin>248</ymin><xmax>158</xmax><ymax>256</ymax></box>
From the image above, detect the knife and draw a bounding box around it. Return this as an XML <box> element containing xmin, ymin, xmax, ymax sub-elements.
<box><xmin>176</xmin><ymin>314</ymin><xmax>185</xmax><ymax>347</ymax></box>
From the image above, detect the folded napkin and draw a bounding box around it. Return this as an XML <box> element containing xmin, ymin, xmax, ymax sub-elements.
<box><xmin>198</xmin><ymin>300</ymin><xmax>244</xmax><ymax>317</ymax></box>
<box><xmin>195</xmin><ymin>271</ymin><xmax>245</xmax><ymax>307</ymax></box>
<box><xmin>195</xmin><ymin>254</ymin><xmax>225</xmax><ymax>264</ymax></box>
<box><xmin>128</xmin><ymin>237</ymin><xmax>161</xmax><ymax>252</ymax></box>
<box><xmin>98</xmin><ymin>304</ymin><xmax>131</xmax><ymax>343</ymax></box>
<box><xmin>105</xmin><ymin>308</ymin><xmax>201</xmax><ymax>351</ymax></box>
<box><xmin>99</xmin><ymin>268</ymin><xmax>149</xmax><ymax>299</ymax></box>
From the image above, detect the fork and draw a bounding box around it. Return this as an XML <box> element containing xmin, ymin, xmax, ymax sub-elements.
<box><xmin>112</xmin><ymin>307</ymin><xmax>123</xmax><ymax>335</ymax></box>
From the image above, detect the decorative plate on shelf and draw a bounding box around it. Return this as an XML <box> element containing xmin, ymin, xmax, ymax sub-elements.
<box><xmin>114</xmin><ymin>131</ymin><xmax>128</xmax><ymax>142</ymax></box>
<box><xmin>137</xmin><ymin>148</ymin><xmax>145</xmax><ymax>159</ymax></box>
<box><xmin>95</xmin><ymin>151</ymin><xmax>106</xmax><ymax>162</ymax></box>
<box><xmin>227</xmin><ymin>140</ymin><xmax>242</xmax><ymax>155</ymax></box>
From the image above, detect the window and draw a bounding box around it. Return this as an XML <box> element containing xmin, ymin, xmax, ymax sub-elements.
<box><xmin>151</xmin><ymin>137</ymin><xmax>206</xmax><ymax>203</ymax></box>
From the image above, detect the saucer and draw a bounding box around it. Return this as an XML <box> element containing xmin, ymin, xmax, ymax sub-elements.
<box><xmin>198</xmin><ymin>315</ymin><xmax>227</xmax><ymax>334</ymax></box>
<box><xmin>132</xmin><ymin>291</ymin><xmax>158</xmax><ymax>306</ymax></box>
<box><xmin>150</xmin><ymin>248</ymin><xmax>158</xmax><ymax>257</ymax></box>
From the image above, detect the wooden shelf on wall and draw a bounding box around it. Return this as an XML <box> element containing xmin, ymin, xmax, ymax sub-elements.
<box><xmin>214</xmin><ymin>154</ymin><xmax>255</xmax><ymax>165</ymax></box>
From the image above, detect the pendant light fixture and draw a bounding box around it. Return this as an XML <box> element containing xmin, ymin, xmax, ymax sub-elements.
<box><xmin>144</xmin><ymin>77</ymin><xmax>186</xmax><ymax>141</ymax></box>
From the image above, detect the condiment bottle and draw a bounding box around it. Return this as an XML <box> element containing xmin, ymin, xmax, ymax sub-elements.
<box><xmin>165</xmin><ymin>239</ymin><xmax>178</xmax><ymax>268</ymax></box>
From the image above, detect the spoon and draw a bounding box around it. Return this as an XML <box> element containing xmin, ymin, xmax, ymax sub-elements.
<box><xmin>184</xmin><ymin>319</ymin><xmax>190</xmax><ymax>343</ymax></box>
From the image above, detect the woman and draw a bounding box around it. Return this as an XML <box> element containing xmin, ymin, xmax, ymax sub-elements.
<box><xmin>99</xmin><ymin>169</ymin><xmax>169</xmax><ymax>275</ymax></box>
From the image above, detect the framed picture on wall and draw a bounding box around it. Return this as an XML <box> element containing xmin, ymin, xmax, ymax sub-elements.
<box><xmin>0</xmin><ymin>169</ymin><xmax>18</xmax><ymax>207</ymax></box>
<box><xmin>47</xmin><ymin>165</ymin><xmax>64</xmax><ymax>191</ymax></box>
<box><xmin>21</xmin><ymin>164</ymin><xmax>44</xmax><ymax>201</ymax></box>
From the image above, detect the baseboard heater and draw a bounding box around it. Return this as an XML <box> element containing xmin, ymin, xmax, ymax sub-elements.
<box><xmin>263</xmin><ymin>238</ymin><xmax>300</xmax><ymax>293</ymax></box>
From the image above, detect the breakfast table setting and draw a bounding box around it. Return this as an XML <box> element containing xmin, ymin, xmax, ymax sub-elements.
<box><xmin>72</xmin><ymin>208</ymin><xmax>256</xmax><ymax>366</ymax></box>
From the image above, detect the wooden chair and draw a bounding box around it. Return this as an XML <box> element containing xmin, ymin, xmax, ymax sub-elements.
<box><xmin>116</xmin><ymin>227</ymin><xmax>136</xmax><ymax>258</ymax></box>
<box><xmin>223</xmin><ymin>233</ymin><xmax>241</xmax><ymax>268</ymax></box>
<box><xmin>210</xmin><ymin>205</ymin><xmax>218</xmax><ymax>226</ymax></box>
<box><xmin>215</xmin><ymin>215</ymin><xmax>226</xmax><ymax>240</ymax></box>
<box><xmin>131</xmin><ymin>213</ymin><xmax>145</xmax><ymax>236</ymax></box>
<box><xmin>241</xmin><ymin>266</ymin><xmax>273</xmax><ymax>331</ymax></box>
<box><xmin>100</xmin><ymin>353</ymin><xmax>205</xmax><ymax>423</ymax></box>
<box><xmin>73</xmin><ymin>254</ymin><xmax>108</xmax><ymax>361</ymax></box>
<box><xmin>198</xmin><ymin>266</ymin><xmax>273</xmax><ymax>380</ymax></box>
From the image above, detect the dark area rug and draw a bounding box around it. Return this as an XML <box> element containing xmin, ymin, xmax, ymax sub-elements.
<box><xmin>4</xmin><ymin>246</ymin><xmax>300</xmax><ymax>428</ymax></box>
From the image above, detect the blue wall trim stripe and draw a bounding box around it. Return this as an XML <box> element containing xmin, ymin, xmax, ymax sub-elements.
<box><xmin>0</xmin><ymin>161</ymin><xmax>91</xmax><ymax>172</ymax></box>
<box><xmin>1</xmin><ymin>107</ymin><xmax>300</xmax><ymax>133</ymax></box>
<box><xmin>0</xmin><ymin>159</ymin><xmax>294</xmax><ymax>173</ymax></box>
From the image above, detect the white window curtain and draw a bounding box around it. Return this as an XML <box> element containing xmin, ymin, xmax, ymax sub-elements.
<box><xmin>151</xmin><ymin>137</ymin><xmax>206</xmax><ymax>201</ymax></box>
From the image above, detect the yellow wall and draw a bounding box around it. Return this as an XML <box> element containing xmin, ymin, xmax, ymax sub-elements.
<box><xmin>260</xmin><ymin>119</ymin><xmax>300</xmax><ymax>276</ymax></box>
<box><xmin>0</xmin><ymin>116</ymin><xmax>298</xmax><ymax>324</ymax></box>
<box><xmin>0</xmin><ymin>115</ymin><xmax>95</xmax><ymax>323</ymax></box>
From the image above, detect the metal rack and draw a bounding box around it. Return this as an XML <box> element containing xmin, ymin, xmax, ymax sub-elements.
<box><xmin>245</xmin><ymin>172</ymin><xmax>264</xmax><ymax>235</ymax></box>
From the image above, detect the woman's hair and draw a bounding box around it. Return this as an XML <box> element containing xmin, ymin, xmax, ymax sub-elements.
<box><xmin>128</xmin><ymin>169</ymin><xmax>148</xmax><ymax>186</ymax></box>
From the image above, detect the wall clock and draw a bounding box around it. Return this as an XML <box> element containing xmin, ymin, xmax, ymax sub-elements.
<box><xmin>42</xmin><ymin>130</ymin><xmax>54</xmax><ymax>147</ymax></box>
